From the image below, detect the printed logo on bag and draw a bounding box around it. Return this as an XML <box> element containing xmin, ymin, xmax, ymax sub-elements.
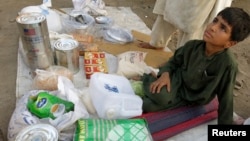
<box><xmin>36</xmin><ymin>98</ymin><xmax>47</xmax><ymax>108</ymax></box>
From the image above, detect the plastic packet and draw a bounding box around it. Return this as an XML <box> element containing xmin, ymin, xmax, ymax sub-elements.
<box><xmin>27</xmin><ymin>91</ymin><xmax>75</xmax><ymax>119</ymax></box>
<box><xmin>116</xmin><ymin>51</ymin><xmax>147</xmax><ymax>79</ymax></box>
<box><xmin>33</xmin><ymin>66</ymin><xmax>73</xmax><ymax>91</ymax></box>
<box><xmin>61</xmin><ymin>12</ymin><xmax>95</xmax><ymax>35</ymax></box>
<box><xmin>72</xmin><ymin>0</ymin><xmax>86</xmax><ymax>11</ymax></box>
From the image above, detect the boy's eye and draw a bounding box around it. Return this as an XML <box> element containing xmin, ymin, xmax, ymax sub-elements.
<box><xmin>212</xmin><ymin>18</ymin><xmax>218</xmax><ymax>23</ymax></box>
<box><xmin>212</xmin><ymin>17</ymin><xmax>228</xmax><ymax>32</ymax></box>
<box><xmin>220</xmin><ymin>24</ymin><xmax>227</xmax><ymax>32</ymax></box>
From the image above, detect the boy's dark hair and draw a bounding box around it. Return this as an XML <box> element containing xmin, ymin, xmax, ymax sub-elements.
<box><xmin>217</xmin><ymin>7</ymin><xmax>250</xmax><ymax>42</ymax></box>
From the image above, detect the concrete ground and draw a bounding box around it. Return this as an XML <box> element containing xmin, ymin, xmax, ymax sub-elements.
<box><xmin>0</xmin><ymin>0</ymin><xmax>249</xmax><ymax>141</ymax></box>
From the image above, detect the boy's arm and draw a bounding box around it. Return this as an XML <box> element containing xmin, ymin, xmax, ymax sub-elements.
<box><xmin>157</xmin><ymin>46</ymin><xmax>185</xmax><ymax>76</ymax></box>
<box><xmin>216</xmin><ymin>65</ymin><xmax>238</xmax><ymax>124</ymax></box>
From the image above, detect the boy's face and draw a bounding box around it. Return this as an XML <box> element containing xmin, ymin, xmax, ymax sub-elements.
<box><xmin>203</xmin><ymin>15</ymin><xmax>236</xmax><ymax>48</ymax></box>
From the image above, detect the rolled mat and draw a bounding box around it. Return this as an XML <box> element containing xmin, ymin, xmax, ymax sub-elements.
<box><xmin>134</xmin><ymin>97</ymin><xmax>218</xmax><ymax>136</ymax></box>
<box><xmin>152</xmin><ymin>110</ymin><xmax>218</xmax><ymax>141</ymax></box>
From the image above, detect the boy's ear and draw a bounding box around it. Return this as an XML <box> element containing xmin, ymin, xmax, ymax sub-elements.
<box><xmin>224</xmin><ymin>41</ymin><xmax>237</xmax><ymax>48</ymax></box>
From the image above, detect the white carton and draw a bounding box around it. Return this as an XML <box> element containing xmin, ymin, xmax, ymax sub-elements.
<box><xmin>89</xmin><ymin>72</ymin><xmax>143</xmax><ymax>119</ymax></box>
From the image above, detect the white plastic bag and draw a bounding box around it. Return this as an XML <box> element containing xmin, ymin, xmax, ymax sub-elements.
<box><xmin>43</xmin><ymin>0</ymin><xmax>52</xmax><ymax>7</ymax></box>
<box><xmin>8</xmin><ymin>90</ymin><xmax>51</xmax><ymax>141</ymax></box>
<box><xmin>78</xmin><ymin>88</ymin><xmax>97</xmax><ymax>115</ymax></box>
<box><xmin>72</xmin><ymin>0</ymin><xmax>107</xmax><ymax>15</ymax></box>
<box><xmin>116</xmin><ymin>51</ymin><xmax>159</xmax><ymax>79</ymax></box>
<box><xmin>72</xmin><ymin>0</ymin><xmax>86</xmax><ymax>11</ymax></box>
<box><xmin>116</xmin><ymin>51</ymin><xmax>147</xmax><ymax>79</ymax></box>
<box><xmin>8</xmin><ymin>76</ymin><xmax>89</xmax><ymax>141</ymax></box>
<box><xmin>54</xmin><ymin>76</ymin><xmax>89</xmax><ymax>131</ymax></box>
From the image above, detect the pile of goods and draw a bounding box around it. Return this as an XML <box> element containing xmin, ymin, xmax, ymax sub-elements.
<box><xmin>9</xmin><ymin>0</ymin><xmax>155</xmax><ymax>141</ymax></box>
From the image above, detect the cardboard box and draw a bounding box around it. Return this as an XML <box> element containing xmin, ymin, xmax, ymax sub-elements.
<box><xmin>94</xmin><ymin>30</ymin><xmax>173</xmax><ymax>68</ymax></box>
<box><xmin>84</xmin><ymin>52</ymin><xmax>106</xmax><ymax>59</ymax></box>
<box><xmin>83</xmin><ymin>30</ymin><xmax>174</xmax><ymax>79</ymax></box>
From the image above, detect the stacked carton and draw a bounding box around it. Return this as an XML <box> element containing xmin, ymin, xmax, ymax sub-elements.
<box><xmin>84</xmin><ymin>52</ymin><xmax>108</xmax><ymax>79</ymax></box>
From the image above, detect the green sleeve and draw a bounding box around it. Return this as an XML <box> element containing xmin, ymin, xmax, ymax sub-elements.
<box><xmin>158</xmin><ymin>45</ymin><xmax>185</xmax><ymax>76</ymax></box>
<box><xmin>158</xmin><ymin>40</ymin><xmax>199</xmax><ymax>76</ymax></box>
<box><xmin>216</xmin><ymin>65</ymin><xmax>238</xmax><ymax>124</ymax></box>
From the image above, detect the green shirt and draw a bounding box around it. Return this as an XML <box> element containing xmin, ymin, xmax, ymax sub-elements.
<box><xmin>157</xmin><ymin>40</ymin><xmax>237</xmax><ymax>124</ymax></box>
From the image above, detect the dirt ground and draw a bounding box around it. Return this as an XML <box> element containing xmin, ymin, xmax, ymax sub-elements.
<box><xmin>0</xmin><ymin>0</ymin><xmax>249</xmax><ymax>140</ymax></box>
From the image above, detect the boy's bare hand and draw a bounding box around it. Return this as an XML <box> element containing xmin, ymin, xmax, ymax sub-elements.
<box><xmin>150</xmin><ymin>72</ymin><xmax>171</xmax><ymax>93</ymax></box>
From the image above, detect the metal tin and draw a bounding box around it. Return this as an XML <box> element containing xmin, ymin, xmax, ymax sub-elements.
<box><xmin>53</xmin><ymin>38</ymin><xmax>79</xmax><ymax>74</ymax></box>
<box><xmin>15</xmin><ymin>124</ymin><xmax>58</xmax><ymax>141</ymax></box>
<box><xmin>16</xmin><ymin>12</ymin><xmax>54</xmax><ymax>73</ymax></box>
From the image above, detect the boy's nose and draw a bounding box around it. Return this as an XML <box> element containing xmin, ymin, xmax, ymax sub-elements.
<box><xmin>210</xmin><ymin>23</ymin><xmax>219</xmax><ymax>31</ymax></box>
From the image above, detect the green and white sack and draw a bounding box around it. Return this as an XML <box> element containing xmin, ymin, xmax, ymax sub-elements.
<box><xmin>74</xmin><ymin>118</ymin><xmax>153</xmax><ymax>141</ymax></box>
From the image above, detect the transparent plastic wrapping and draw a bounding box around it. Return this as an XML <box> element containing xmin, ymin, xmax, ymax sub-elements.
<box><xmin>32</xmin><ymin>66</ymin><xmax>73</xmax><ymax>91</ymax></box>
<box><xmin>61</xmin><ymin>12</ymin><xmax>95</xmax><ymax>35</ymax></box>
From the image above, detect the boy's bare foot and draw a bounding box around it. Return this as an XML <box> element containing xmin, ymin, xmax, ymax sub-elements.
<box><xmin>138</xmin><ymin>42</ymin><xmax>164</xmax><ymax>50</ymax></box>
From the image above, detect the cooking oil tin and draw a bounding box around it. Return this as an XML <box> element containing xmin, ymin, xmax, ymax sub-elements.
<box><xmin>53</xmin><ymin>38</ymin><xmax>79</xmax><ymax>74</ymax></box>
<box><xmin>15</xmin><ymin>124</ymin><xmax>58</xmax><ymax>141</ymax></box>
<box><xmin>16</xmin><ymin>12</ymin><xmax>54</xmax><ymax>73</ymax></box>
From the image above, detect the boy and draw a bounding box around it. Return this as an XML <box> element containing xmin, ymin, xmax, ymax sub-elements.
<box><xmin>141</xmin><ymin>7</ymin><xmax>250</xmax><ymax>124</ymax></box>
